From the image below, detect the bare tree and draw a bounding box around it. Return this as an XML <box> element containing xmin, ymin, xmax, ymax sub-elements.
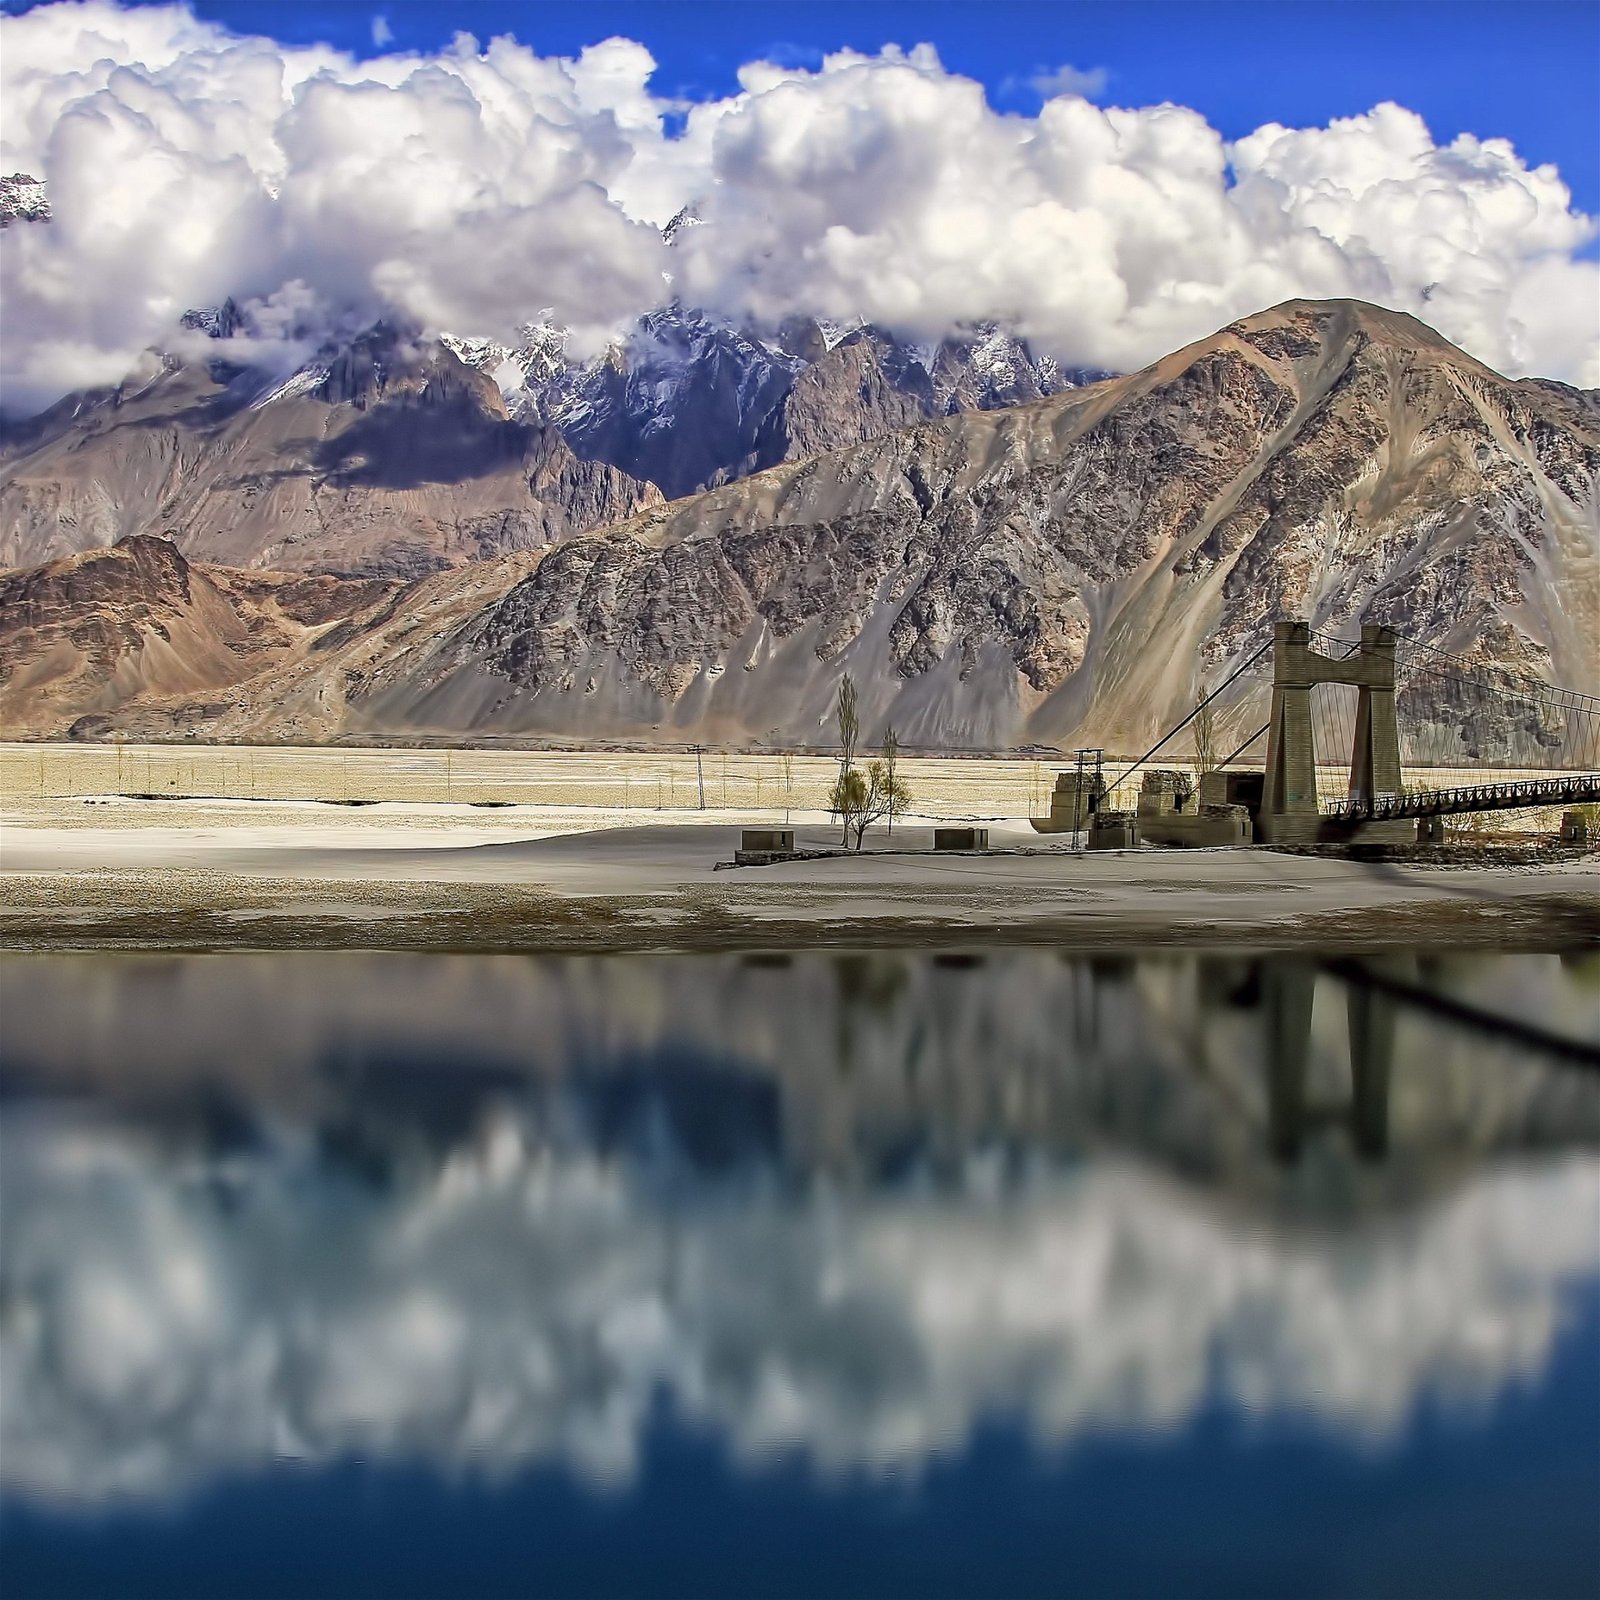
<box><xmin>881</xmin><ymin>726</ymin><xmax>908</xmax><ymax>838</ymax></box>
<box><xmin>1193</xmin><ymin>683</ymin><xmax>1217</xmax><ymax>779</ymax></box>
<box><xmin>834</xmin><ymin>674</ymin><xmax>860</xmax><ymax>845</ymax></box>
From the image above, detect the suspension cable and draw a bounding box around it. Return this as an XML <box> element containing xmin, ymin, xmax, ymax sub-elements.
<box><xmin>1103</xmin><ymin>640</ymin><xmax>1271</xmax><ymax>799</ymax></box>
<box><xmin>1219</xmin><ymin>723</ymin><xmax>1268</xmax><ymax>767</ymax></box>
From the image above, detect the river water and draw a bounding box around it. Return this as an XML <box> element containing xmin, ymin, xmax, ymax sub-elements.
<box><xmin>2</xmin><ymin>948</ymin><xmax>1597</xmax><ymax>1599</ymax></box>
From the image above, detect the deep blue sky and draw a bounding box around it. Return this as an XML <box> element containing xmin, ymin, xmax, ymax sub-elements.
<box><xmin>7</xmin><ymin>1</ymin><xmax>1598</xmax><ymax>215</ymax></box>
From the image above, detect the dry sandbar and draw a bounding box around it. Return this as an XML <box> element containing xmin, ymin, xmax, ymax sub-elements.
<box><xmin>2</xmin><ymin>797</ymin><xmax>1595</xmax><ymax>953</ymax></box>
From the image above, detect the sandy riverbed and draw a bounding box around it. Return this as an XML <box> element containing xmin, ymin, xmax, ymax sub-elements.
<box><xmin>2</xmin><ymin>793</ymin><xmax>1595</xmax><ymax>953</ymax></box>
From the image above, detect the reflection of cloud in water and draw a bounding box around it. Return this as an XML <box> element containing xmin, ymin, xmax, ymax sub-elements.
<box><xmin>4</xmin><ymin>1104</ymin><xmax>1596</xmax><ymax>1505</ymax></box>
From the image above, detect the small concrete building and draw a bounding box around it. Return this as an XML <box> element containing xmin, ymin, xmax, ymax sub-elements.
<box><xmin>741</xmin><ymin>828</ymin><xmax>794</xmax><ymax>853</ymax></box>
<box><xmin>1136</xmin><ymin>768</ymin><xmax>1253</xmax><ymax>847</ymax></box>
<box><xmin>1198</xmin><ymin>769</ymin><xmax>1264</xmax><ymax>816</ymax></box>
<box><xmin>1030</xmin><ymin>770</ymin><xmax>1105</xmax><ymax>834</ymax></box>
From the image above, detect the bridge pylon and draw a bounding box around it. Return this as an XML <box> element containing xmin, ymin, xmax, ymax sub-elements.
<box><xmin>1260</xmin><ymin>621</ymin><xmax>1410</xmax><ymax>845</ymax></box>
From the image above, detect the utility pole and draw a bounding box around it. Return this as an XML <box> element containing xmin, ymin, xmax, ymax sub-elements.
<box><xmin>1072</xmin><ymin>749</ymin><xmax>1085</xmax><ymax>850</ymax></box>
<box><xmin>1070</xmin><ymin>746</ymin><xmax>1104</xmax><ymax>851</ymax></box>
<box><xmin>694</xmin><ymin>745</ymin><xmax>706</xmax><ymax>810</ymax></box>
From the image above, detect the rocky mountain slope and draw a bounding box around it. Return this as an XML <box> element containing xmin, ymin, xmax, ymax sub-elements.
<box><xmin>4</xmin><ymin>300</ymin><xmax>1596</xmax><ymax>756</ymax></box>
<box><xmin>0</xmin><ymin>301</ymin><xmax>1069</xmax><ymax>580</ymax></box>
<box><xmin>0</xmin><ymin>324</ymin><xmax>661</xmax><ymax>579</ymax></box>
<box><xmin>0</xmin><ymin>535</ymin><xmax>400</xmax><ymax>737</ymax></box>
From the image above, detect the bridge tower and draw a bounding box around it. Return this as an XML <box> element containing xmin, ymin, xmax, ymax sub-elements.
<box><xmin>1261</xmin><ymin>621</ymin><xmax>1408</xmax><ymax>844</ymax></box>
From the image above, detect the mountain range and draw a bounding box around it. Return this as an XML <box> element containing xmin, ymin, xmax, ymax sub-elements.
<box><xmin>0</xmin><ymin>306</ymin><xmax>1074</xmax><ymax>580</ymax></box>
<box><xmin>3</xmin><ymin>295</ymin><xmax>1595</xmax><ymax>755</ymax></box>
<box><xmin>0</xmin><ymin>177</ymin><xmax>1077</xmax><ymax>579</ymax></box>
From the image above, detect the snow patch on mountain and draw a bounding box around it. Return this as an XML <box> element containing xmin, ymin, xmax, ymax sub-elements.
<box><xmin>816</xmin><ymin>316</ymin><xmax>867</xmax><ymax>352</ymax></box>
<box><xmin>249</xmin><ymin>364</ymin><xmax>332</xmax><ymax>409</ymax></box>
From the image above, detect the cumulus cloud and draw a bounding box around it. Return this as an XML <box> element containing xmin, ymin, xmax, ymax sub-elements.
<box><xmin>370</xmin><ymin>14</ymin><xmax>394</xmax><ymax>50</ymax></box>
<box><xmin>0</xmin><ymin>0</ymin><xmax>1596</xmax><ymax>417</ymax></box>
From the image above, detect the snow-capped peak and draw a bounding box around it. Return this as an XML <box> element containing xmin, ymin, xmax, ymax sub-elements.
<box><xmin>179</xmin><ymin>300</ymin><xmax>244</xmax><ymax>340</ymax></box>
<box><xmin>662</xmin><ymin>204</ymin><xmax>703</xmax><ymax>246</ymax></box>
<box><xmin>966</xmin><ymin>322</ymin><xmax>1025</xmax><ymax>386</ymax></box>
<box><xmin>439</xmin><ymin>317</ymin><xmax>569</xmax><ymax>419</ymax></box>
<box><xmin>815</xmin><ymin>315</ymin><xmax>867</xmax><ymax>352</ymax></box>
<box><xmin>0</xmin><ymin>172</ymin><xmax>50</xmax><ymax>226</ymax></box>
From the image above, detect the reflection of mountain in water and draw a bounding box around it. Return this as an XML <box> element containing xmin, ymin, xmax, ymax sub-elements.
<box><xmin>1</xmin><ymin>950</ymin><xmax>1597</xmax><ymax>1504</ymax></box>
<box><xmin>3</xmin><ymin>950</ymin><xmax>1595</xmax><ymax>1209</ymax></box>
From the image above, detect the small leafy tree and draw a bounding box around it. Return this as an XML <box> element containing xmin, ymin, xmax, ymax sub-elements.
<box><xmin>827</xmin><ymin>764</ymin><xmax>870</xmax><ymax>847</ymax></box>
<box><xmin>780</xmin><ymin>752</ymin><xmax>795</xmax><ymax>824</ymax></box>
<box><xmin>826</xmin><ymin>681</ymin><xmax>914</xmax><ymax>849</ymax></box>
<box><xmin>828</xmin><ymin>756</ymin><xmax>914</xmax><ymax>850</ymax></box>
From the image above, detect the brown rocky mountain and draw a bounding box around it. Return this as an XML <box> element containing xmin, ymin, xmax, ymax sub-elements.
<box><xmin>0</xmin><ymin>325</ymin><xmax>661</xmax><ymax>580</ymax></box>
<box><xmin>3</xmin><ymin>300</ymin><xmax>1596</xmax><ymax>755</ymax></box>
<box><xmin>0</xmin><ymin>535</ymin><xmax>400</xmax><ymax>738</ymax></box>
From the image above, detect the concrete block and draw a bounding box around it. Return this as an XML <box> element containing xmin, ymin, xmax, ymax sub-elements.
<box><xmin>934</xmin><ymin>827</ymin><xmax>989</xmax><ymax>851</ymax></box>
<box><xmin>1560</xmin><ymin>810</ymin><xmax>1589</xmax><ymax>846</ymax></box>
<box><xmin>1138</xmin><ymin>803</ymin><xmax>1252</xmax><ymax>848</ymax></box>
<box><xmin>1087</xmin><ymin>812</ymin><xmax>1138</xmax><ymax>850</ymax></box>
<box><xmin>1137</xmin><ymin>768</ymin><xmax>1195</xmax><ymax>817</ymax></box>
<box><xmin>1031</xmin><ymin>771</ymin><xmax>1103</xmax><ymax>833</ymax></box>
<box><xmin>740</xmin><ymin>828</ymin><xmax>795</xmax><ymax>853</ymax></box>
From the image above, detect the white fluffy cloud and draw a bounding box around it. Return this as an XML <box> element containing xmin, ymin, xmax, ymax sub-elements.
<box><xmin>1</xmin><ymin>0</ymin><xmax>1596</xmax><ymax>415</ymax></box>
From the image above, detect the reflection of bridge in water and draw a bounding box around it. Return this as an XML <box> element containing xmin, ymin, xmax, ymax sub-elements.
<box><xmin>1102</xmin><ymin>620</ymin><xmax>1600</xmax><ymax>845</ymax></box>
<box><xmin>759</xmin><ymin>951</ymin><xmax>1600</xmax><ymax>1206</ymax></box>
<box><xmin>1260</xmin><ymin>957</ymin><xmax>1598</xmax><ymax>1167</ymax></box>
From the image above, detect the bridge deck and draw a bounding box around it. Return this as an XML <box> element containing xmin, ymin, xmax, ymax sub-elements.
<box><xmin>1325</xmin><ymin>773</ymin><xmax>1600</xmax><ymax>823</ymax></box>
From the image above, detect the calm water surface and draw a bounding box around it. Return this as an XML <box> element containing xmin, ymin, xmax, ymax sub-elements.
<box><xmin>2</xmin><ymin>947</ymin><xmax>1597</xmax><ymax>1599</ymax></box>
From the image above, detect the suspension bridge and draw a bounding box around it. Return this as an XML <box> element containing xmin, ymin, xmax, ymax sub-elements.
<box><xmin>1076</xmin><ymin>620</ymin><xmax>1600</xmax><ymax>847</ymax></box>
